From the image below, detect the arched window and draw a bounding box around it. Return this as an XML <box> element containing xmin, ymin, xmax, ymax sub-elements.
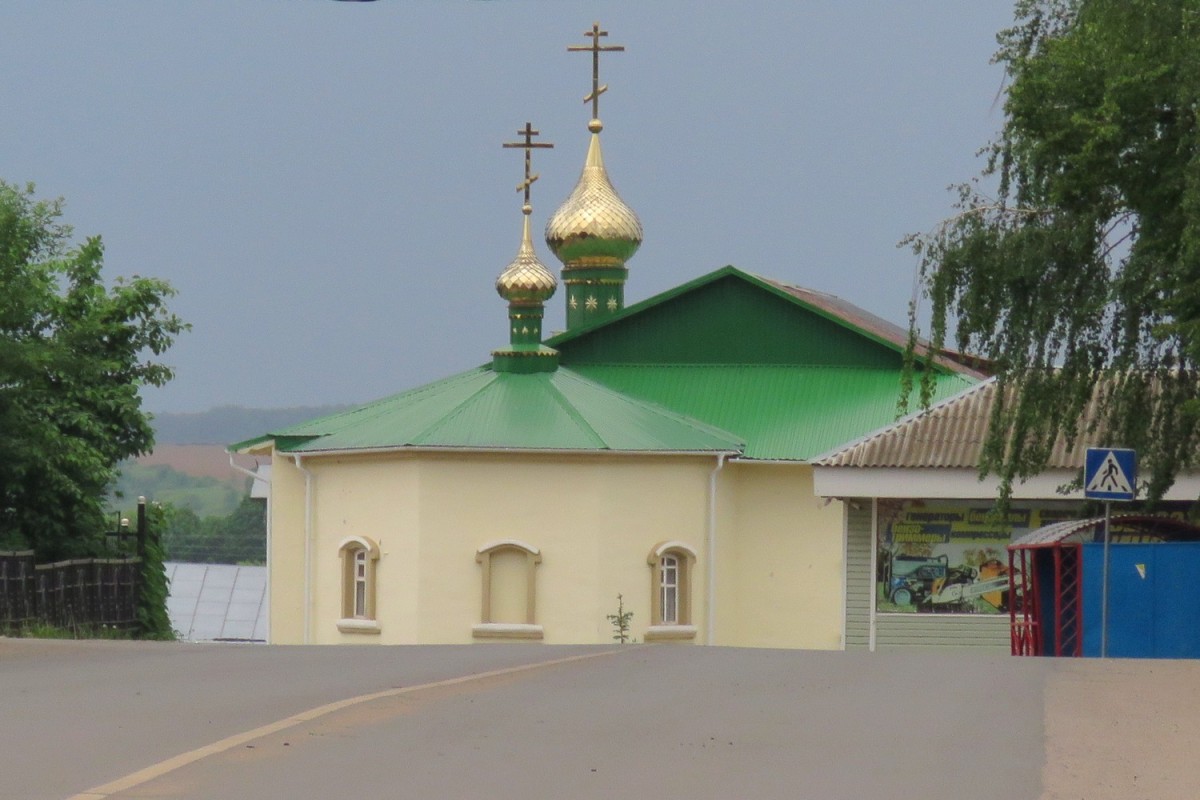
<box><xmin>646</xmin><ymin>541</ymin><xmax>698</xmax><ymax>641</ymax></box>
<box><xmin>337</xmin><ymin>536</ymin><xmax>380</xmax><ymax>634</ymax></box>
<box><xmin>473</xmin><ymin>539</ymin><xmax>542</xmax><ymax>640</ymax></box>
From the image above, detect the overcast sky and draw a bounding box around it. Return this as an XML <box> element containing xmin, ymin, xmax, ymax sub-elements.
<box><xmin>1</xmin><ymin>2</ymin><xmax>1014</xmax><ymax>413</ymax></box>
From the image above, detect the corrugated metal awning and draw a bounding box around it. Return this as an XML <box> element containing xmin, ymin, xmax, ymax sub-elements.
<box><xmin>815</xmin><ymin>377</ymin><xmax>1106</xmax><ymax>469</ymax></box>
<box><xmin>1010</xmin><ymin>515</ymin><xmax>1200</xmax><ymax>549</ymax></box>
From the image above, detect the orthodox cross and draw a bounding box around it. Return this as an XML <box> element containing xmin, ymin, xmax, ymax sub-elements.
<box><xmin>567</xmin><ymin>21</ymin><xmax>625</xmax><ymax>121</ymax></box>
<box><xmin>502</xmin><ymin>122</ymin><xmax>554</xmax><ymax>211</ymax></box>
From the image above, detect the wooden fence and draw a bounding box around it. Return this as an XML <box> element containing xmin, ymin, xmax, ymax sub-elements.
<box><xmin>0</xmin><ymin>551</ymin><xmax>142</xmax><ymax>633</ymax></box>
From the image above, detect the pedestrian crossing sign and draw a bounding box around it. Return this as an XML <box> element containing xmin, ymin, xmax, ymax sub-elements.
<box><xmin>1085</xmin><ymin>448</ymin><xmax>1137</xmax><ymax>501</ymax></box>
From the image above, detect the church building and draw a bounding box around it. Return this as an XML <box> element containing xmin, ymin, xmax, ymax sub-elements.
<box><xmin>233</xmin><ymin>24</ymin><xmax>981</xmax><ymax>647</ymax></box>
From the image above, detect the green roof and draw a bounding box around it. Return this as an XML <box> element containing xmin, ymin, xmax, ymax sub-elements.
<box><xmin>544</xmin><ymin>265</ymin><xmax>980</xmax><ymax>459</ymax></box>
<box><xmin>569</xmin><ymin>364</ymin><xmax>974</xmax><ymax>460</ymax></box>
<box><xmin>241</xmin><ymin>366</ymin><xmax>743</xmax><ymax>455</ymax></box>
<box><xmin>233</xmin><ymin>265</ymin><xmax>983</xmax><ymax>460</ymax></box>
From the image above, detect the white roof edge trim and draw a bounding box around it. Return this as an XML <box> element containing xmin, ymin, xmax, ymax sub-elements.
<box><xmin>281</xmin><ymin>445</ymin><xmax>744</xmax><ymax>459</ymax></box>
<box><xmin>813</xmin><ymin>466</ymin><xmax>1200</xmax><ymax>502</ymax></box>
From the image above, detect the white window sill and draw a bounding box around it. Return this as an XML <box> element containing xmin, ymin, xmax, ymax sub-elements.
<box><xmin>337</xmin><ymin>618</ymin><xmax>381</xmax><ymax>634</ymax></box>
<box><xmin>472</xmin><ymin>623</ymin><xmax>544</xmax><ymax>640</ymax></box>
<box><xmin>645</xmin><ymin>624</ymin><xmax>697</xmax><ymax>642</ymax></box>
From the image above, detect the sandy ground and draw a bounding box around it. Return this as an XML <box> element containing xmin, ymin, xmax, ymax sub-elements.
<box><xmin>1042</xmin><ymin>658</ymin><xmax>1200</xmax><ymax>799</ymax></box>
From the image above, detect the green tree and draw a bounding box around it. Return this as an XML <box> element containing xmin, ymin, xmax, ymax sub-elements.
<box><xmin>905</xmin><ymin>0</ymin><xmax>1200</xmax><ymax>500</ymax></box>
<box><xmin>159</xmin><ymin>497</ymin><xmax>266</xmax><ymax>565</ymax></box>
<box><xmin>158</xmin><ymin>503</ymin><xmax>205</xmax><ymax>561</ymax></box>
<box><xmin>0</xmin><ymin>181</ymin><xmax>187</xmax><ymax>559</ymax></box>
<box><xmin>139</xmin><ymin>503</ymin><xmax>175</xmax><ymax>640</ymax></box>
<box><xmin>216</xmin><ymin>495</ymin><xmax>267</xmax><ymax>564</ymax></box>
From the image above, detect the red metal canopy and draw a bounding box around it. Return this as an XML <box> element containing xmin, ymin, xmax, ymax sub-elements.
<box><xmin>1008</xmin><ymin>515</ymin><xmax>1200</xmax><ymax>656</ymax></box>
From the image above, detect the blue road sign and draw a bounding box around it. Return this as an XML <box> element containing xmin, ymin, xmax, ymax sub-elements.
<box><xmin>1085</xmin><ymin>448</ymin><xmax>1137</xmax><ymax>501</ymax></box>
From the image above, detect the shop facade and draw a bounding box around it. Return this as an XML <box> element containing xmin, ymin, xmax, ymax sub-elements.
<box><xmin>818</xmin><ymin>379</ymin><xmax>1200</xmax><ymax>652</ymax></box>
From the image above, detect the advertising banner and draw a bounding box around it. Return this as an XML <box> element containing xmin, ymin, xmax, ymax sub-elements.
<box><xmin>876</xmin><ymin>500</ymin><xmax>1079</xmax><ymax>614</ymax></box>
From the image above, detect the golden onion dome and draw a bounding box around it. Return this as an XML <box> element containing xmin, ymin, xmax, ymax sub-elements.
<box><xmin>497</xmin><ymin>211</ymin><xmax>557</xmax><ymax>304</ymax></box>
<box><xmin>544</xmin><ymin>125</ymin><xmax>643</xmax><ymax>267</ymax></box>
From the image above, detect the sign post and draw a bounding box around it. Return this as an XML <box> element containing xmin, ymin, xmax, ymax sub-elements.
<box><xmin>1102</xmin><ymin>500</ymin><xmax>1111</xmax><ymax>658</ymax></box>
<box><xmin>1084</xmin><ymin>447</ymin><xmax>1137</xmax><ymax>658</ymax></box>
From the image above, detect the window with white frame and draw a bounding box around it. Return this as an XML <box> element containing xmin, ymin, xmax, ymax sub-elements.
<box><xmin>646</xmin><ymin>541</ymin><xmax>697</xmax><ymax>641</ymax></box>
<box><xmin>352</xmin><ymin>549</ymin><xmax>368</xmax><ymax>617</ymax></box>
<box><xmin>337</xmin><ymin>536</ymin><xmax>380</xmax><ymax>634</ymax></box>
<box><xmin>658</xmin><ymin>553</ymin><xmax>682</xmax><ymax>624</ymax></box>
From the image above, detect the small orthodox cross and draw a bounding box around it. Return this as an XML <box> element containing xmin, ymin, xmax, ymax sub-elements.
<box><xmin>502</xmin><ymin>122</ymin><xmax>554</xmax><ymax>211</ymax></box>
<box><xmin>567</xmin><ymin>21</ymin><xmax>625</xmax><ymax>122</ymax></box>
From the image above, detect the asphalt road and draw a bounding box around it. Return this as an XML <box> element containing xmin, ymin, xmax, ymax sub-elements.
<box><xmin>11</xmin><ymin>642</ymin><xmax>1200</xmax><ymax>800</ymax></box>
<box><xmin>1</xmin><ymin>639</ymin><xmax>1190</xmax><ymax>800</ymax></box>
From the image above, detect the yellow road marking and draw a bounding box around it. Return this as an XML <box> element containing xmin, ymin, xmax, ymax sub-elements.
<box><xmin>68</xmin><ymin>648</ymin><xmax>622</xmax><ymax>799</ymax></box>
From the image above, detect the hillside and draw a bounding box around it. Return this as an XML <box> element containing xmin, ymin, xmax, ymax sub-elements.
<box><xmin>114</xmin><ymin>405</ymin><xmax>348</xmax><ymax>518</ymax></box>
<box><xmin>137</xmin><ymin>444</ymin><xmax>261</xmax><ymax>481</ymax></box>
<box><xmin>111</xmin><ymin>461</ymin><xmax>248</xmax><ymax>519</ymax></box>
<box><xmin>110</xmin><ymin>405</ymin><xmax>351</xmax><ymax>519</ymax></box>
<box><xmin>149</xmin><ymin>404</ymin><xmax>353</xmax><ymax>446</ymax></box>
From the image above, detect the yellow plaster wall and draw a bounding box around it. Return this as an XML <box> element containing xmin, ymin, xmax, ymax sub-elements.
<box><xmin>708</xmin><ymin>463</ymin><xmax>740</xmax><ymax>645</ymax></box>
<box><xmin>268</xmin><ymin>451</ymin><xmax>846</xmax><ymax>648</ymax></box>
<box><xmin>717</xmin><ymin>464</ymin><xmax>845</xmax><ymax>649</ymax></box>
<box><xmin>414</xmin><ymin>453</ymin><xmax>713</xmax><ymax>644</ymax></box>
<box><xmin>266</xmin><ymin>452</ymin><xmax>308</xmax><ymax>644</ymax></box>
<box><xmin>309</xmin><ymin>455</ymin><xmax>420</xmax><ymax>644</ymax></box>
<box><xmin>487</xmin><ymin>549</ymin><xmax>528</xmax><ymax>624</ymax></box>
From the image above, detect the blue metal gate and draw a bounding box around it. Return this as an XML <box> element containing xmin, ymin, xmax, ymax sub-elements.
<box><xmin>1082</xmin><ymin>542</ymin><xmax>1200</xmax><ymax>658</ymax></box>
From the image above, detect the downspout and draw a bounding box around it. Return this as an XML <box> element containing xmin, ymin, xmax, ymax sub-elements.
<box><xmin>706</xmin><ymin>453</ymin><xmax>728</xmax><ymax>646</ymax></box>
<box><xmin>292</xmin><ymin>454</ymin><xmax>314</xmax><ymax>645</ymax></box>
<box><xmin>228</xmin><ymin>455</ymin><xmax>270</xmax><ymax>640</ymax></box>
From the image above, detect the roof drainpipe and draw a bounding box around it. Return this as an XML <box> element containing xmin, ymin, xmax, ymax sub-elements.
<box><xmin>706</xmin><ymin>453</ymin><xmax>727</xmax><ymax>646</ymax></box>
<box><xmin>228</xmin><ymin>455</ymin><xmax>270</xmax><ymax>641</ymax></box>
<box><xmin>292</xmin><ymin>454</ymin><xmax>314</xmax><ymax>645</ymax></box>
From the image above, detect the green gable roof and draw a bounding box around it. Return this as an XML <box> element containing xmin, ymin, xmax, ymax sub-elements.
<box><xmin>569</xmin><ymin>364</ymin><xmax>974</xmax><ymax>460</ymax></box>
<box><xmin>239</xmin><ymin>366</ymin><xmax>743</xmax><ymax>455</ymax></box>
<box><xmin>549</xmin><ymin>266</ymin><xmax>985</xmax><ymax>377</ymax></box>
<box><xmin>543</xmin><ymin>265</ymin><xmax>980</xmax><ymax>459</ymax></box>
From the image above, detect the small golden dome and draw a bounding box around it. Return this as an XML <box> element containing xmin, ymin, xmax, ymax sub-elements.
<box><xmin>497</xmin><ymin>215</ymin><xmax>557</xmax><ymax>304</ymax></box>
<box><xmin>545</xmin><ymin>132</ymin><xmax>643</xmax><ymax>267</ymax></box>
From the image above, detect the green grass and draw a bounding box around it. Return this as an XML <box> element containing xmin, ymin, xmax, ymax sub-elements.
<box><xmin>13</xmin><ymin>622</ymin><xmax>136</xmax><ymax>640</ymax></box>
<box><xmin>109</xmin><ymin>463</ymin><xmax>244</xmax><ymax>519</ymax></box>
